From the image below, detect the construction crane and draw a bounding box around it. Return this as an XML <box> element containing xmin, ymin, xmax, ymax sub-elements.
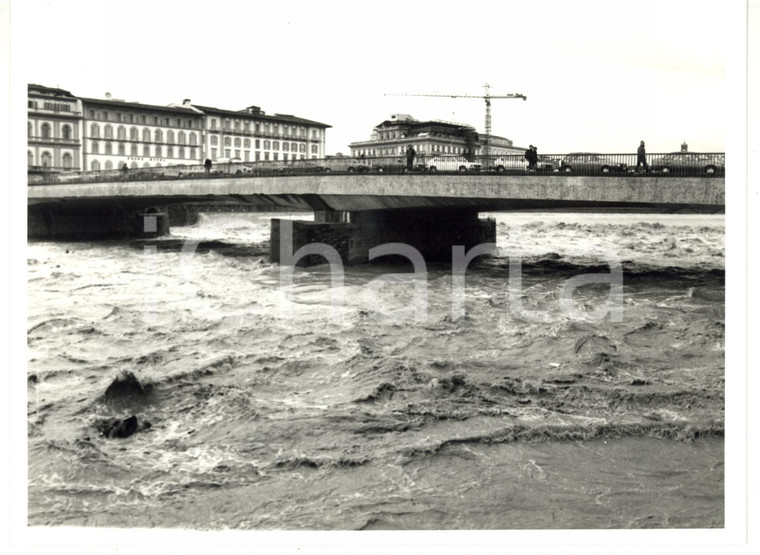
<box><xmin>385</xmin><ymin>83</ymin><xmax>526</xmax><ymax>160</ymax></box>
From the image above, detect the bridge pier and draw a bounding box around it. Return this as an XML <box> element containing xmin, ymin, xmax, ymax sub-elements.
<box><xmin>271</xmin><ymin>208</ymin><xmax>496</xmax><ymax>266</ymax></box>
<box><xmin>28</xmin><ymin>204</ymin><xmax>170</xmax><ymax>240</ymax></box>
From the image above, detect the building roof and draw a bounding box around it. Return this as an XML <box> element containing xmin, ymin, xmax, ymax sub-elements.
<box><xmin>28</xmin><ymin>84</ymin><xmax>75</xmax><ymax>98</ymax></box>
<box><xmin>194</xmin><ymin>104</ymin><xmax>331</xmax><ymax>128</ymax></box>
<box><xmin>79</xmin><ymin>96</ymin><xmax>203</xmax><ymax>116</ymax></box>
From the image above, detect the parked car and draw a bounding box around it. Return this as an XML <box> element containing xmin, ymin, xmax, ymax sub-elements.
<box><xmin>560</xmin><ymin>153</ymin><xmax>628</xmax><ymax>175</ymax></box>
<box><xmin>650</xmin><ymin>152</ymin><xmax>725</xmax><ymax>176</ymax></box>
<box><xmin>486</xmin><ymin>155</ymin><xmax>527</xmax><ymax>173</ymax></box>
<box><xmin>426</xmin><ymin>156</ymin><xmax>481</xmax><ymax>173</ymax></box>
<box><xmin>321</xmin><ymin>157</ymin><xmax>372</xmax><ymax>173</ymax></box>
<box><xmin>370</xmin><ymin>157</ymin><xmax>427</xmax><ymax>173</ymax></box>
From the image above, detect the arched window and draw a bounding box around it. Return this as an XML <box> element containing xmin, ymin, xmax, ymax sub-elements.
<box><xmin>62</xmin><ymin>153</ymin><xmax>72</xmax><ymax>169</ymax></box>
<box><xmin>179</xmin><ymin>147</ymin><xmax>185</xmax><ymax>159</ymax></box>
<box><xmin>131</xmin><ymin>144</ymin><xmax>138</xmax><ymax>156</ymax></box>
<box><xmin>155</xmin><ymin>145</ymin><xmax>162</xmax><ymax>157</ymax></box>
<box><xmin>130</xmin><ymin>127</ymin><xmax>138</xmax><ymax>141</ymax></box>
<box><xmin>28</xmin><ymin>151</ymin><xmax>33</xmax><ymax>166</ymax></box>
<box><xmin>62</xmin><ymin>125</ymin><xmax>72</xmax><ymax>140</ymax></box>
<box><xmin>190</xmin><ymin>133</ymin><xmax>197</xmax><ymax>145</ymax></box>
<box><xmin>28</xmin><ymin>122</ymin><xmax>33</xmax><ymax>137</ymax></box>
<box><xmin>155</xmin><ymin>129</ymin><xmax>163</xmax><ymax>143</ymax></box>
<box><xmin>92</xmin><ymin>141</ymin><xmax>99</xmax><ymax>154</ymax></box>
<box><xmin>118</xmin><ymin>143</ymin><xmax>125</xmax><ymax>155</ymax></box>
<box><xmin>142</xmin><ymin>162</ymin><xmax>150</xmax><ymax>168</ymax></box>
<box><xmin>117</xmin><ymin>126</ymin><xmax>126</xmax><ymax>140</ymax></box>
<box><xmin>130</xmin><ymin>161</ymin><xmax>138</xmax><ymax>169</ymax></box>
<box><xmin>142</xmin><ymin>128</ymin><xmax>151</xmax><ymax>142</ymax></box>
<box><xmin>91</xmin><ymin>160</ymin><xmax>100</xmax><ymax>171</ymax></box>
<box><xmin>167</xmin><ymin>130</ymin><xmax>175</xmax><ymax>143</ymax></box>
<box><xmin>143</xmin><ymin>145</ymin><xmax>150</xmax><ymax>157</ymax></box>
<box><xmin>105</xmin><ymin>125</ymin><xmax>113</xmax><ymax>139</ymax></box>
<box><xmin>90</xmin><ymin>123</ymin><xmax>99</xmax><ymax>138</ymax></box>
<box><xmin>178</xmin><ymin>131</ymin><xmax>186</xmax><ymax>145</ymax></box>
<box><xmin>210</xmin><ymin>135</ymin><xmax>218</xmax><ymax>146</ymax></box>
<box><xmin>105</xmin><ymin>160</ymin><xmax>113</xmax><ymax>170</ymax></box>
<box><xmin>105</xmin><ymin>143</ymin><xmax>112</xmax><ymax>155</ymax></box>
<box><xmin>41</xmin><ymin>123</ymin><xmax>51</xmax><ymax>138</ymax></box>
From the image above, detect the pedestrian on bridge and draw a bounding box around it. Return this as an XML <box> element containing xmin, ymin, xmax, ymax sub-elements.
<box><xmin>637</xmin><ymin>141</ymin><xmax>648</xmax><ymax>173</ymax></box>
<box><xmin>406</xmin><ymin>145</ymin><xmax>416</xmax><ymax>172</ymax></box>
<box><xmin>525</xmin><ymin>145</ymin><xmax>538</xmax><ymax>171</ymax></box>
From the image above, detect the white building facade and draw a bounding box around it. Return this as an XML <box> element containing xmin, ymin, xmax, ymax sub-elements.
<box><xmin>28</xmin><ymin>85</ymin><xmax>83</xmax><ymax>173</ymax></box>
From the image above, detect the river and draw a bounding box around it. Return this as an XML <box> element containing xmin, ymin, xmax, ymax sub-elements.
<box><xmin>27</xmin><ymin>211</ymin><xmax>725</xmax><ymax>530</ymax></box>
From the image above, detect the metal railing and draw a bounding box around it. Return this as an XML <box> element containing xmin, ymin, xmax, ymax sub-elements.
<box><xmin>27</xmin><ymin>152</ymin><xmax>726</xmax><ymax>185</ymax></box>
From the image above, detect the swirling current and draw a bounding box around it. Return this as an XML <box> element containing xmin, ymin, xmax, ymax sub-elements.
<box><xmin>27</xmin><ymin>211</ymin><xmax>725</xmax><ymax>529</ymax></box>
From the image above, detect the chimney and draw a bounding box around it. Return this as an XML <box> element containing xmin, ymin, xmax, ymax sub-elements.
<box><xmin>183</xmin><ymin>99</ymin><xmax>192</xmax><ymax>106</ymax></box>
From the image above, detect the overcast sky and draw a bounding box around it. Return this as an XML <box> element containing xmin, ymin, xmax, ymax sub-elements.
<box><xmin>15</xmin><ymin>0</ymin><xmax>736</xmax><ymax>154</ymax></box>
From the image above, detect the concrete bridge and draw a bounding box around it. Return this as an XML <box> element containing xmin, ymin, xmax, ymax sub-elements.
<box><xmin>27</xmin><ymin>173</ymin><xmax>724</xmax><ymax>264</ymax></box>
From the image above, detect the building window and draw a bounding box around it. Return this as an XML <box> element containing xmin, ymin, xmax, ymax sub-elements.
<box><xmin>118</xmin><ymin>143</ymin><xmax>125</xmax><ymax>155</ymax></box>
<box><xmin>62</xmin><ymin>153</ymin><xmax>72</xmax><ymax>169</ymax></box>
<box><xmin>155</xmin><ymin>129</ymin><xmax>163</xmax><ymax>143</ymax></box>
<box><xmin>155</xmin><ymin>145</ymin><xmax>162</xmax><ymax>157</ymax></box>
<box><xmin>92</xmin><ymin>141</ymin><xmax>99</xmax><ymax>154</ymax></box>
<box><xmin>28</xmin><ymin>151</ymin><xmax>33</xmax><ymax>166</ymax></box>
<box><xmin>234</xmin><ymin>138</ymin><xmax>241</xmax><ymax>147</ymax></box>
<box><xmin>91</xmin><ymin>160</ymin><xmax>100</xmax><ymax>171</ymax></box>
<box><xmin>105</xmin><ymin>160</ymin><xmax>113</xmax><ymax>170</ymax></box>
<box><xmin>143</xmin><ymin>145</ymin><xmax>150</xmax><ymax>157</ymax></box>
<box><xmin>255</xmin><ymin>139</ymin><xmax>260</xmax><ymax>148</ymax></box>
<box><xmin>168</xmin><ymin>130</ymin><xmax>175</xmax><ymax>143</ymax></box>
<box><xmin>90</xmin><ymin>123</ymin><xmax>99</xmax><ymax>138</ymax></box>
<box><xmin>210</xmin><ymin>135</ymin><xmax>218</xmax><ymax>146</ymax></box>
<box><xmin>167</xmin><ymin>146</ymin><xmax>174</xmax><ymax>158</ymax></box>
<box><xmin>210</xmin><ymin>119</ymin><xmax>217</xmax><ymax>130</ymax></box>
<box><xmin>211</xmin><ymin>147</ymin><xmax>217</xmax><ymax>159</ymax></box>
<box><xmin>179</xmin><ymin>147</ymin><xmax>185</xmax><ymax>159</ymax></box>
<box><xmin>225</xmin><ymin>149</ymin><xmax>230</xmax><ymax>158</ymax></box>
<box><xmin>264</xmin><ymin>140</ymin><xmax>270</xmax><ymax>149</ymax></box>
<box><xmin>311</xmin><ymin>144</ymin><xmax>318</xmax><ymax>154</ymax></box>
<box><xmin>117</xmin><ymin>126</ymin><xmax>126</xmax><ymax>140</ymax></box>
<box><xmin>283</xmin><ymin>143</ymin><xmax>289</xmax><ymax>152</ymax></box>
<box><xmin>291</xmin><ymin>142</ymin><xmax>298</xmax><ymax>151</ymax></box>
<box><xmin>131</xmin><ymin>144</ymin><xmax>138</xmax><ymax>156</ymax></box>
<box><xmin>190</xmin><ymin>147</ymin><xmax>196</xmax><ymax>160</ymax></box>
<box><xmin>178</xmin><ymin>131</ymin><xmax>186</xmax><ymax>145</ymax></box>
<box><xmin>235</xmin><ymin>149</ymin><xmax>240</xmax><ymax>159</ymax></box>
<box><xmin>244</xmin><ymin>139</ymin><xmax>250</xmax><ymax>148</ymax></box>
<box><xmin>60</xmin><ymin>125</ymin><xmax>71</xmax><ymax>140</ymax></box>
<box><xmin>190</xmin><ymin>133</ymin><xmax>197</xmax><ymax>145</ymax></box>
<box><xmin>128</xmin><ymin>114</ymin><xmax>134</xmax><ymax>123</ymax></box>
<box><xmin>130</xmin><ymin>127</ymin><xmax>138</xmax><ymax>141</ymax></box>
<box><xmin>105</xmin><ymin>125</ymin><xmax>113</xmax><ymax>139</ymax></box>
<box><xmin>142</xmin><ymin>128</ymin><xmax>151</xmax><ymax>142</ymax></box>
<box><xmin>224</xmin><ymin>137</ymin><xmax>231</xmax><ymax>147</ymax></box>
<box><xmin>244</xmin><ymin>122</ymin><xmax>250</xmax><ymax>132</ymax></box>
<box><xmin>41</xmin><ymin>123</ymin><xmax>51</xmax><ymax>138</ymax></box>
<box><xmin>273</xmin><ymin>153</ymin><xmax>278</xmax><ymax>161</ymax></box>
<box><xmin>41</xmin><ymin>152</ymin><xmax>51</xmax><ymax>167</ymax></box>
<box><xmin>105</xmin><ymin>143</ymin><xmax>112</xmax><ymax>155</ymax></box>
<box><xmin>273</xmin><ymin>141</ymin><xmax>279</xmax><ymax>150</ymax></box>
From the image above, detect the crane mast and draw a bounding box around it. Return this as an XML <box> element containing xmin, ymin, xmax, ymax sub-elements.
<box><xmin>385</xmin><ymin>83</ymin><xmax>526</xmax><ymax>160</ymax></box>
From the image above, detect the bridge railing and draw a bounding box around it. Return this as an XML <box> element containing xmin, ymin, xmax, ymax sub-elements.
<box><xmin>27</xmin><ymin>152</ymin><xmax>726</xmax><ymax>185</ymax></box>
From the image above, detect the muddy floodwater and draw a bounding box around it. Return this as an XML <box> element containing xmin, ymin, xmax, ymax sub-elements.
<box><xmin>27</xmin><ymin>211</ymin><xmax>724</xmax><ymax>529</ymax></box>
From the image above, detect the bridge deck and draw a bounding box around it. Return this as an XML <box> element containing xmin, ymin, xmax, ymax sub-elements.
<box><xmin>27</xmin><ymin>174</ymin><xmax>724</xmax><ymax>213</ymax></box>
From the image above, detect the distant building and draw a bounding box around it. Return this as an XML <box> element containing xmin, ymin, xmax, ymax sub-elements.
<box><xmin>348</xmin><ymin>114</ymin><xmax>524</xmax><ymax>159</ymax></box>
<box><xmin>27</xmin><ymin>85</ymin><xmax>83</xmax><ymax>174</ymax></box>
<box><xmin>79</xmin><ymin>95</ymin><xmax>204</xmax><ymax>171</ymax></box>
<box><xmin>27</xmin><ymin>84</ymin><xmax>331</xmax><ymax>173</ymax></box>
<box><xmin>193</xmin><ymin>104</ymin><xmax>330</xmax><ymax>163</ymax></box>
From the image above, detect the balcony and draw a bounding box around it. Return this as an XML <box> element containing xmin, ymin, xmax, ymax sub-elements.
<box><xmin>28</xmin><ymin>136</ymin><xmax>81</xmax><ymax>146</ymax></box>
